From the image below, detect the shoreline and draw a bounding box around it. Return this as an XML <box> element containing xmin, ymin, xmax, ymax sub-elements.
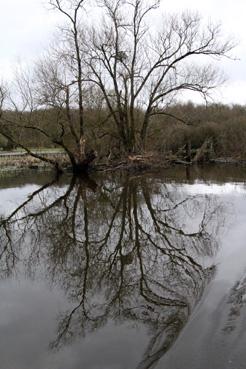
<box><xmin>1</xmin><ymin>151</ymin><xmax>246</xmax><ymax>176</ymax></box>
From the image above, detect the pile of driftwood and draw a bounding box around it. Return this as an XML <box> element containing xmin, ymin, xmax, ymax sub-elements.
<box><xmin>128</xmin><ymin>152</ymin><xmax>155</xmax><ymax>163</ymax></box>
<box><xmin>95</xmin><ymin>139</ymin><xmax>215</xmax><ymax>172</ymax></box>
<box><xmin>96</xmin><ymin>152</ymin><xmax>169</xmax><ymax>172</ymax></box>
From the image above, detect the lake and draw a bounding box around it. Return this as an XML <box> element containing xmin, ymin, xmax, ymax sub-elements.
<box><xmin>0</xmin><ymin>165</ymin><xmax>246</xmax><ymax>369</ymax></box>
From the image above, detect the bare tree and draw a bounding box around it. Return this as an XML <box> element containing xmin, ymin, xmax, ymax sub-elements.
<box><xmin>0</xmin><ymin>0</ymin><xmax>97</xmax><ymax>174</ymax></box>
<box><xmin>42</xmin><ymin>0</ymin><xmax>97</xmax><ymax>171</ymax></box>
<box><xmin>0</xmin><ymin>0</ymin><xmax>234</xmax><ymax>169</ymax></box>
<box><xmin>49</xmin><ymin>0</ymin><xmax>85</xmax><ymax>137</ymax></box>
<box><xmin>86</xmin><ymin>0</ymin><xmax>234</xmax><ymax>152</ymax></box>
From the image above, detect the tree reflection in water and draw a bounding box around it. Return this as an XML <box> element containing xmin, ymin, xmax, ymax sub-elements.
<box><xmin>0</xmin><ymin>173</ymin><xmax>225</xmax><ymax>368</ymax></box>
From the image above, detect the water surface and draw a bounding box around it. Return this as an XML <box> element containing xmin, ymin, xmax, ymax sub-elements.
<box><xmin>0</xmin><ymin>165</ymin><xmax>246</xmax><ymax>369</ymax></box>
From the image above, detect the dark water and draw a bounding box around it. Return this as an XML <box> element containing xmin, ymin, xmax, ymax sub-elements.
<box><xmin>0</xmin><ymin>165</ymin><xmax>246</xmax><ymax>369</ymax></box>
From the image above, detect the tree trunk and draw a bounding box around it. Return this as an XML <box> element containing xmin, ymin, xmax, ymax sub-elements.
<box><xmin>193</xmin><ymin>138</ymin><xmax>211</xmax><ymax>163</ymax></box>
<box><xmin>186</xmin><ymin>140</ymin><xmax>192</xmax><ymax>162</ymax></box>
<box><xmin>72</xmin><ymin>137</ymin><xmax>97</xmax><ymax>174</ymax></box>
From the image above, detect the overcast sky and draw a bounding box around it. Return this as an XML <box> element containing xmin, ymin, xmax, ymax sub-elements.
<box><xmin>0</xmin><ymin>0</ymin><xmax>245</xmax><ymax>104</ymax></box>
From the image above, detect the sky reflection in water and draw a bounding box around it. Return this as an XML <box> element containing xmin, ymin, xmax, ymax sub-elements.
<box><xmin>0</xmin><ymin>169</ymin><xmax>245</xmax><ymax>369</ymax></box>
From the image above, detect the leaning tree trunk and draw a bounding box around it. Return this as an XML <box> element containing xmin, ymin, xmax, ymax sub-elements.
<box><xmin>193</xmin><ymin>138</ymin><xmax>212</xmax><ymax>163</ymax></box>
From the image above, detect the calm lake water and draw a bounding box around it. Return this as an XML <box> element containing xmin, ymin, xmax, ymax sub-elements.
<box><xmin>1</xmin><ymin>165</ymin><xmax>246</xmax><ymax>369</ymax></box>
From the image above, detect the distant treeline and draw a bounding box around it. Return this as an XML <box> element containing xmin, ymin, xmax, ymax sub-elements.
<box><xmin>150</xmin><ymin>103</ymin><xmax>246</xmax><ymax>160</ymax></box>
<box><xmin>1</xmin><ymin>103</ymin><xmax>246</xmax><ymax>160</ymax></box>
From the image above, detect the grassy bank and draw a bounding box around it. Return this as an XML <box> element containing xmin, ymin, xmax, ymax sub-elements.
<box><xmin>0</xmin><ymin>152</ymin><xmax>70</xmax><ymax>173</ymax></box>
